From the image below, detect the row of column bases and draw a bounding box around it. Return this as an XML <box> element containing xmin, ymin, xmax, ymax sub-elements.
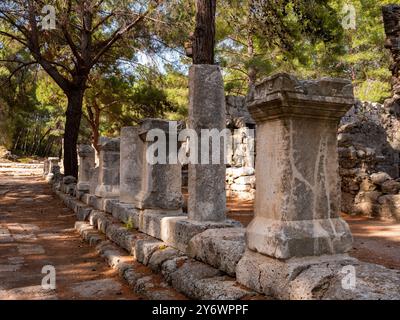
<box><xmin>52</xmin><ymin>69</ymin><xmax>357</xmax><ymax>295</ymax></box>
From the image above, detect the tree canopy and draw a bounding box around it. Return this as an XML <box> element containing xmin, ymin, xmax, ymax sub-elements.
<box><xmin>0</xmin><ymin>0</ymin><xmax>395</xmax><ymax>165</ymax></box>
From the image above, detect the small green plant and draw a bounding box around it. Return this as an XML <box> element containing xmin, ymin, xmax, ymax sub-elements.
<box><xmin>158</xmin><ymin>244</ymin><xmax>167</xmax><ymax>251</ymax></box>
<box><xmin>124</xmin><ymin>217</ymin><xmax>135</xmax><ymax>230</ymax></box>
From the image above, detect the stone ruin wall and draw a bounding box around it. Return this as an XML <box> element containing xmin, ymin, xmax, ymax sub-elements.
<box><xmin>224</xmin><ymin>96</ymin><xmax>256</xmax><ymax>201</ymax></box>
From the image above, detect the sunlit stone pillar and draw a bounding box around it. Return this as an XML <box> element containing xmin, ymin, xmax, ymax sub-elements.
<box><xmin>95</xmin><ymin>138</ymin><xmax>120</xmax><ymax>198</ymax></box>
<box><xmin>77</xmin><ymin>145</ymin><xmax>95</xmax><ymax>192</ymax></box>
<box><xmin>188</xmin><ymin>65</ymin><xmax>227</xmax><ymax>222</ymax></box>
<box><xmin>245</xmin><ymin>73</ymin><xmax>354</xmax><ymax>259</ymax></box>
<box><xmin>45</xmin><ymin>157</ymin><xmax>59</xmax><ymax>182</ymax></box>
<box><xmin>119</xmin><ymin>126</ymin><xmax>143</xmax><ymax>204</ymax></box>
<box><xmin>134</xmin><ymin>119</ymin><xmax>183</xmax><ymax>213</ymax></box>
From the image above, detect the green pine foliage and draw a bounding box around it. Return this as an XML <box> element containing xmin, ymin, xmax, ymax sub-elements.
<box><xmin>0</xmin><ymin>0</ymin><xmax>397</xmax><ymax>156</ymax></box>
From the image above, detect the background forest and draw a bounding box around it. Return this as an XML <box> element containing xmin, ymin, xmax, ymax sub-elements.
<box><xmin>0</xmin><ymin>0</ymin><xmax>395</xmax><ymax>158</ymax></box>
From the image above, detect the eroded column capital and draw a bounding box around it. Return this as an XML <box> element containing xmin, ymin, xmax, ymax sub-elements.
<box><xmin>248</xmin><ymin>73</ymin><xmax>355</xmax><ymax>122</ymax></box>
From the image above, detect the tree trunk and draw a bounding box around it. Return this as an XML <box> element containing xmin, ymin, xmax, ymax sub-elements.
<box><xmin>64</xmin><ymin>89</ymin><xmax>84</xmax><ymax>178</ymax></box>
<box><xmin>193</xmin><ymin>0</ymin><xmax>216</xmax><ymax>64</ymax></box>
<box><xmin>247</xmin><ymin>33</ymin><xmax>257</xmax><ymax>89</ymax></box>
<box><xmin>382</xmin><ymin>5</ymin><xmax>400</xmax><ymax>109</ymax></box>
<box><xmin>85</xmin><ymin>104</ymin><xmax>101</xmax><ymax>153</ymax></box>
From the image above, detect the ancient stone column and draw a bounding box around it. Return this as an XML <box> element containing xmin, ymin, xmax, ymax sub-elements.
<box><xmin>43</xmin><ymin>159</ymin><xmax>50</xmax><ymax>176</ymax></box>
<box><xmin>246</xmin><ymin>73</ymin><xmax>354</xmax><ymax>259</ymax></box>
<box><xmin>95</xmin><ymin>138</ymin><xmax>120</xmax><ymax>198</ymax></box>
<box><xmin>134</xmin><ymin>119</ymin><xmax>183</xmax><ymax>213</ymax></box>
<box><xmin>45</xmin><ymin>157</ymin><xmax>59</xmax><ymax>181</ymax></box>
<box><xmin>188</xmin><ymin>65</ymin><xmax>227</xmax><ymax>222</ymax></box>
<box><xmin>77</xmin><ymin>145</ymin><xmax>95</xmax><ymax>192</ymax></box>
<box><xmin>119</xmin><ymin>126</ymin><xmax>143</xmax><ymax>204</ymax></box>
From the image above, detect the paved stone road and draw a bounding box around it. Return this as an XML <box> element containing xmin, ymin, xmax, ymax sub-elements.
<box><xmin>0</xmin><ymin>168</ymin><xmax>144</xmax><ymax>300</ymax></box>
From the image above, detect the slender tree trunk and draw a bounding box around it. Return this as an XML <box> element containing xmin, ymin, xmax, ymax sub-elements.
<box><xmin>64</xmin><ymin>89</ymin><xmax>84</xmax><ymax>178</ymax></box>
<box><xmin>85</xmin><ymin>104</ymin><xmax>101</xmax><ymax>153</ymax></box>
<box><xmin>193</xmin><ymin>0</ymin><xmax>216</xmax><ymax>64</ymax></box>
<box><xmin>247</xmin><ymin>0</ymin><xmax>257</xmax><ymax>91</ymax></box>
<box><xmin>247</xmin><ymin>33</ymin><xmax>257</xmax><ymax>89</ymax></box>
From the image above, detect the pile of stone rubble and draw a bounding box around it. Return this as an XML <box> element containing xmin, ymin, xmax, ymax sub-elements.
<box><xmin>339</xmin><ymin>101</ymin><xmax>400</xmax><ymax>221</ymax></box>
<box><xmin>225</xmin><ymin>167</ymin><xmax>255</xmax><ymax>200</ymax></box>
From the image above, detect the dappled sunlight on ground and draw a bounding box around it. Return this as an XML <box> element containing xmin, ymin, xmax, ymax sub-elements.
<box><xmin>0</xmin><ymin>171</ymin><xmax>143</xmax><ymax>300</ymax></box>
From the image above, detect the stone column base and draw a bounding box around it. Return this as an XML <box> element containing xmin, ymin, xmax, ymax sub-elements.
<box><xmin>160</xmin><ymin>218</ymin><xmax>242</xmax><ymax>252</ymax></box>
<box><xmin>94</xmin><ymin>184</ymin><xmax>119</xmax><ymax>198</ymax></box>
<box><xmin>77</xmin><ymin>182</ymin><xmax>90</xmax><ymax>192</ymax></box>
<box><xmin>247</xmin><ymin>217</ymin><xmax>353</xmax><ymax>259</ymax></box>
<box><xmin>236</xmin><ymin>250</ymin><xmax>400</xmax><ymax>300</ymax></box>
<box><xmin>237</xmin><ymin>250</ymin><xmax>357</xmax><ymax>300</ymax></box>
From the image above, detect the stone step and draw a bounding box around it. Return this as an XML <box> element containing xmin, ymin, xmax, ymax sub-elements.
<box><xmin>74</xmin><ymin>209</ymin><xmax>262</xmax><ymax>300</ymax></box>
<box><xmin>75</xmin><ymin>221</ymin><xmax>186</xmax><ymax>300</ymax></box>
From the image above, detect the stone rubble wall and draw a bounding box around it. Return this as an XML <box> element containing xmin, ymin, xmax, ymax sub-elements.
<box><xmin>339</xmin><ymin>100</ymin><xmax>400</xmax><ymax>221</ymax></box>
<box><xmin>225</xmin><ymin>96</ymin><xmax>256</xmax><ymax>200</ymax></box>
<box><xmin>225</xmin><ymin>167</ymin><xmax>255</xmax><ymax>200</ymax></box>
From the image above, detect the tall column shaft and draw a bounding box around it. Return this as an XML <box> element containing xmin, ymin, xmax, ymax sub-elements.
<box><xmin>188</xmin><ymin>65</ymin><xmax>227</xmax><ymax>222</ymax></box>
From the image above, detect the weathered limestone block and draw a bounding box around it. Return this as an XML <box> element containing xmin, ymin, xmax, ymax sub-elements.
<box><xmin>45</xmin><ymin>157</ymin><xmax>59</xmax><ymax>182</ymax></box>
<box><xmin>95</xmin><ymin>138</ymin><xmax>120</xmax><ymax>198</ymax></box>
<box><xmin>156</xmin><ymin>216</ymin><xmax>241</xmax><ymax>252</ymax></box>
<box><xmin>43</xmin><ymin>159</ymin><xmax>50</xmax><ymax>176</ymax></box>
<box><xmin>245</xmin><ymin>73</ymin><xmax>354</xmax><ymax>259</ymax></box>
<box><xmin>134</xmin><ymin>239</ymin><xmax>165</xmax><ymax>265</ymax></box>
<box><xmin>378</xmin><ymin>195</ymin><xmax>400</xmax><ymax>221</ymax></box>
<box><xmin>381</xmin><ymin>179</ymin><xmax>400</xmax><ymax>194</ymax></box>
<box><xmin>359</xmin><ymin>178</ymin><xmax>377</xmax><ymax>192</ymax></box>
<box><xmin>187</xmin><ymin>228</ymin><xmax>246</xmax><ymax>276</ymax></box>
<box><xmin>119</xmin><ymin>127</ymin><xmax>143</xmax><ymax>204</ymax></box>
<box><xmin>102</xmin><ymin>198</ymin><xmax>118</xmax><ymax>213</ymax></box>
<box><xmin>370</xmin><ymin>172</ymin><xmax>391</xmax><ymax>185</ymax></box>
<box><xmin>74</xmin><ymin>202</ymin><xmax>92</xmax><ymax>221</ymax></box>
<box><xmin>77</xmin><ymin>145</ymin><xmax>95</xmax><ymax>192</ymax></box>
<box><xmin>148</xmin><ymin>247</ymin><xmax>182</xmax><ymax>272</ymax></box>
<box><xmin>111</xmin><ymin>202</ymin><xmax>139</xmax><ymax>225</ymax></box>
<box><xmin>226</xmin><ymin>167</ymin><xmax>255</xmax><ymax>177</ymax></box>
<box><xmin>354</xmin><ymin>191</ymin><xmax>382</xmax><ymax>217</ymax></box>
<box><xmin>134</xmin><ymin>119</ymin><xmax>183</xmax><ymax>213</ymax></box>
<box><xmin>234</xmin><ymin>175</ymin><xmax>256</xmax><ymax>185</ymax></box>
<box><xmin>61</xmin><ymin>176</ymin><xmax>77</xmax><ymax>196</ymax></box>
<box><xmin>188</xmin><ymin>65</ymin><xmax>227</xmax><ymax>222</ymax></box>
<box><xmin>237</xmin><ymin>250</ymin><xmax>400</xmax><ymax>300</ymax></box>
<box><xmin>353</xmin><ymin>191</ymin><xmax>381</xmax><ymax>216</ymax></box>
<box><xmin>168</xmin><ymin>260</ymin><xmax>252</xmax><ymax>300</ymax></box>
<box><xmin>89</xmin><ymin>167</ymin><xmax>99</xmax><ymax>195</ymax></box>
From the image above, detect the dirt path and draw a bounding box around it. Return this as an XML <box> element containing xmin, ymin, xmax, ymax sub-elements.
<box><xmin>0</xmin><ymin>170</ymin><xmax>144</xmax><ymax>300</ymax></box>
